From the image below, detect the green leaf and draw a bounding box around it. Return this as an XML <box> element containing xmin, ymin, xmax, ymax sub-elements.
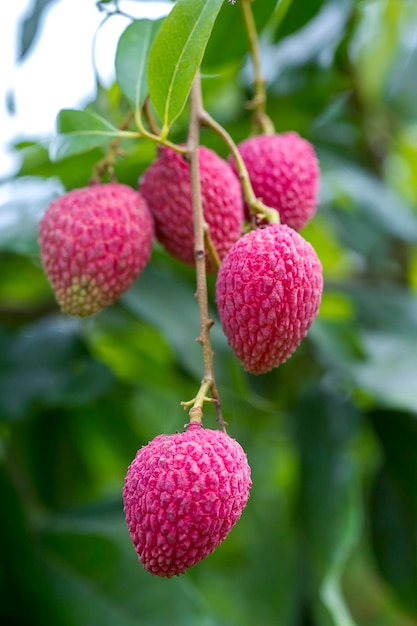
<box><xmin>350</xmin><ymin>0</ymin><xmax>404</xmax><ymax>108</ymax></box>
<box><xmin>120</xmin><ymin>257</ymin><xmax>230</xmax><ymax>383</ymax></box>
<box><xmin>294</xmin><ymin>387</ymin><xmax>361</xmax><ymax>626</ymax></box>
<box><xmin>353</xmin><ymin>332</ymin><xmax>417</xmax><ymax>412</ymax></box>
<box><xmin>259</xmin><ymin>0</ymin><xmax>352</xmax><ymax>87</ymax></box>
<box><xmin>0</xmin><ymin>254</ymin><xmax>51</xmax><ymax>309</ymax></box>
<box><xmin>343</xmin><ymin>284</ymin><xmax>417</xmax><ymax>335</ymax></box>
<box><xmin>147</xmin><ymin>0</ymin><xmax>224</xmax><ymax>133</ymax></box>
<box><xmin>0</xmin><ymin>465</ymin><xmax>66</xmax><ymax>625</ymax></box>
<box><xmin>312</xmin><ymin>318</ymin><xmax>417</xmax><ymax>413</ymax></box>
<box><xmin>320</xmin><ymin>161</ymin><xmax>417</xmax><ymax>244</ymax></box>
<box><xmin>115</xmin><ymin>19</ymin><xmax>163</xmax><ymax>114</ymax></box>
<box><xmin>273</xmin><ymin>0</ymin><xmax>323</xmax><ymax>39</ymax></box>
<box><xmin>203</xmin><ymin>0</ymin><xmax>279</xmax><ymax>69</ymax></box>
<box><xmin>15</xmin><ymin>143</ymin><xmax>105</xmax><ymax>190</ymax></box>
<box><xmin>38</xmin><ymin>508</ymin><xmax>223</xmax><ymax>626</ymax></box>
<box><xmin>369</xmin><ymin>411</ymin><xmax>417</xmax><ymax>614</ymax></box>
<box><xmin>0</xmin><ymin>317</ymin><xmax>114</xmax><ymax>421</ymax></box>
<box><xmin>121</xmin><ymin>262</ymin><xmax>205</xmax><ymax>380</ymax></box>
<box><xmin>18</xmin><ymin>0</ymin><xmax>57</xmax><ymax>61</ymax></box>
<box><xmin>50</xmin><ymin>109</ymin><xmax>129</xmax><ymax>161</ymax></box>
<box><xmin>370</xmin><ymin>410</ymin><xmax>417</xmax><ymax>516</ymax></box>
<box><xmin>370</xmin><ymin>465</ymin><xmax>417</xmax><ymax>617</ymax></box>
<box><xmin>272</xmin><ymin>0</ymin><xmax>297</xmax><ymax>34</ymax></box>
<box><xmin>386</xmin><ymin>125</ymin><xmax>417</xmax><ymax>205</ymax></box>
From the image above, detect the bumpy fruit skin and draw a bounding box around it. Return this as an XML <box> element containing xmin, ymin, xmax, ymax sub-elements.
<box><xmin>123</xmin><ymin>422</ymin><xmax>251</xmax><ymax>577</ymax></box>
<box><xmin>216</xmin><ymin>224</ymin><xmax>323</xmax><ymax>374</ymax></box>
<box><xmin>229</xmin><ymin>132</ymin><xmax>320</xmax><ymax>230</ymax></box>
<box><xmin>39</xmin><ymin>183</ymin><xmax>154</xmax><ymax>317</ymax></box>
<box><xmin>140</xmin><ymin>146</ymin><xmax>244</xmax><ymax>272</ymax></box>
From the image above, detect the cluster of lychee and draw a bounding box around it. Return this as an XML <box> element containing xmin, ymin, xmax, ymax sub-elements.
<box><xmin>38</xmin><ymin>131</ymin><xmax>323</xmax><ymax>577</ymax></box>
<box><xmin>39</xmin><ymin>132</ymin><xmax>322</xmax><ymax>373</ymax></box>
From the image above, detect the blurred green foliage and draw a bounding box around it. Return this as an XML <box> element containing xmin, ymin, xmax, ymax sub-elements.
<box><xmin>1</xmin><ymin>1</ymin><xmax>417</xmax><ymax>625</ymax></box>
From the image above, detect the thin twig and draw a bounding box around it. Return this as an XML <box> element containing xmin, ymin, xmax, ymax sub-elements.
<box><xmin>185</xmin><ymin>73</ymin><xmax>226</xmax><ymax>432</ymax></box>
<box><xmin>204</xmin><ymin>226</ymin><xmax>221</xmax><ymax>273</ymax></box>
<box><xmin>199</xmin><ymin>109</ymin><xmax>279</xmax><ymax>224</ymax></box>
<box><xmin>240</xmin><ymin>0</ymin><xmax>274</xmax><ymax>135</ymax></box>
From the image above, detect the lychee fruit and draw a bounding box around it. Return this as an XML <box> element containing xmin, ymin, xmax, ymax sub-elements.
<box><xmin>215</xmin><ymin>224</ymin><xmax>323</xmax><ymax>374</ymax></box>
<box><xmin>123</xmin><ymin>422</ymin><xmax>251</xmax><ymax>577</ymax></box>
<box><xmin>39</xmin><ymin>183</ymin><xmax>154</xmax><ymax>317</ymax></box>
<box><xmin>140</xmin><ymin>146</ymin><xmax>244</xmax><ymax>272</ymax></box>
<box><xmin>229</xmin><ymin>132</ymin><xmax>320</xmax><ymax>230</ymax></box>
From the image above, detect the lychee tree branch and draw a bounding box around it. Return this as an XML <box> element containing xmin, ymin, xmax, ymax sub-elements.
<box><xmin>240</xmin><ymin>0</ymin><xmax>274</xmax><ymax>135</ymax></box>
<box><xmin>185</xmin><ymin>73</ymin><xmax>226</xmax><ymax>432</ymax></box>
<box><xmin>199</xmin><ymin>109</ymin><xmax>279</xmax><ymax>225</ymax></box>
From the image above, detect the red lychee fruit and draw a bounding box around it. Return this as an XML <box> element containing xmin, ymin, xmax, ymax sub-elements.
<box><xmin>140</xmin><ymin>146</ymin><xmax>244</xmax><ymax>272</ymax></box>
<box><xmin>39</xmin><ymin>183</ymin><xmax>154</xmax><ymax>317</ymax></box>
<box><xmin>229</xmin><ymin>132</ymin><xmax>320</xmax><ymax>230</ymax></box>
<box><xmin>215</xmin><ymin>224</ymin><xmax>323</xmax><ymax>374</ymax></box>
<box><xmin>123</xmin><ymin>422</ymin><xmax>251</xmax><ymax>577</ymax></box>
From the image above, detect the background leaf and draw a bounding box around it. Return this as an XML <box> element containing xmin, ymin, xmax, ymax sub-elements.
<box><xmin>369</xmin><ymin>409</ymin><xmax>417</xmax><ymax>615</ymax></box>
<box><xmin>115</xmin><ymin>19</ymin><xmax>163</xmax><ymax>114</ymax></box>
<box><xmin>17</xmin><ymin>0</ymin><xmax>58</xmax><ymax>61</ymax></box>
<box><xmin>203</xmin><ymin>0</ymin><xmax>280</xmax><ymax>69</ymax></box>
<box><xmin>38</xmin><ymin>507</ymin><xmax>225</xmax><ymax>626</ymax></box>
<box><xmin>294</xmin><ymin>387</ymin><xmax>361</xmax><ymax>626</ymax></box>
<box><xmin>320</xmin><ymin>161</ymin><xmax>417</xmax><ymax>244</ymax></box>
<box><xmin>0</xmin><ymin>316</ymin><xmax>114</xmax><ymax>421</ymax></box>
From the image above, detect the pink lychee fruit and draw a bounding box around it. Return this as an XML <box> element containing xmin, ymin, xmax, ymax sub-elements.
<box><xmin>215</xmin><ymin>223</ymin><xmax>323</xmax><ymax>374</ymax></box>
<box><xmin>123</xmin><ymin>422</ymin><xmax>251</xmax><ymax>577</ymax></box>
<box><xmin>39</xmin><ymin>183</ymin><xmax>154</xmax><ymax>317</ymax></box>
<box><xmin>229</xmin><ymin>132</ymin><xmax>320</xmax><ymax>230</ymax></box>
<box><xmin>140</xmin><ymin>146</ymin><xmax>244</xmax><ymax>272</ymax></box>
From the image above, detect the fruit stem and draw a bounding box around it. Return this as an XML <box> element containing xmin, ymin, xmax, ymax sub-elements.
<box><xmin>240</xmin><ymin>0</ymin><xmax>275</xmax><ymax>135</ymax></box>
<box><xmin>140</xmin><ymin>126</ymin><xmax>187</xmax><ymax>155</ymax></box>
<box><xmin>204</xmin><ymin>226</ymin><xmax>221</xmax><ymax>273</ymax></box>
<box><xmin>182</xmin><ymin>378</ymin><xmax>214</xmax><ymax>424</ymax></box>
<box><xmin>134</xmin><ymin>109</ymin><xmax>187</xmax><ymax>155</ymax></box>
<box><xmin>186</xmin><ymin>73</ymin><xmax>226</xmax><ymax>432</ymax></box>
<box><xmin>199</xmin><ymin>109</ymin><xmax>279</xmax><ymax>225</ymax></box>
